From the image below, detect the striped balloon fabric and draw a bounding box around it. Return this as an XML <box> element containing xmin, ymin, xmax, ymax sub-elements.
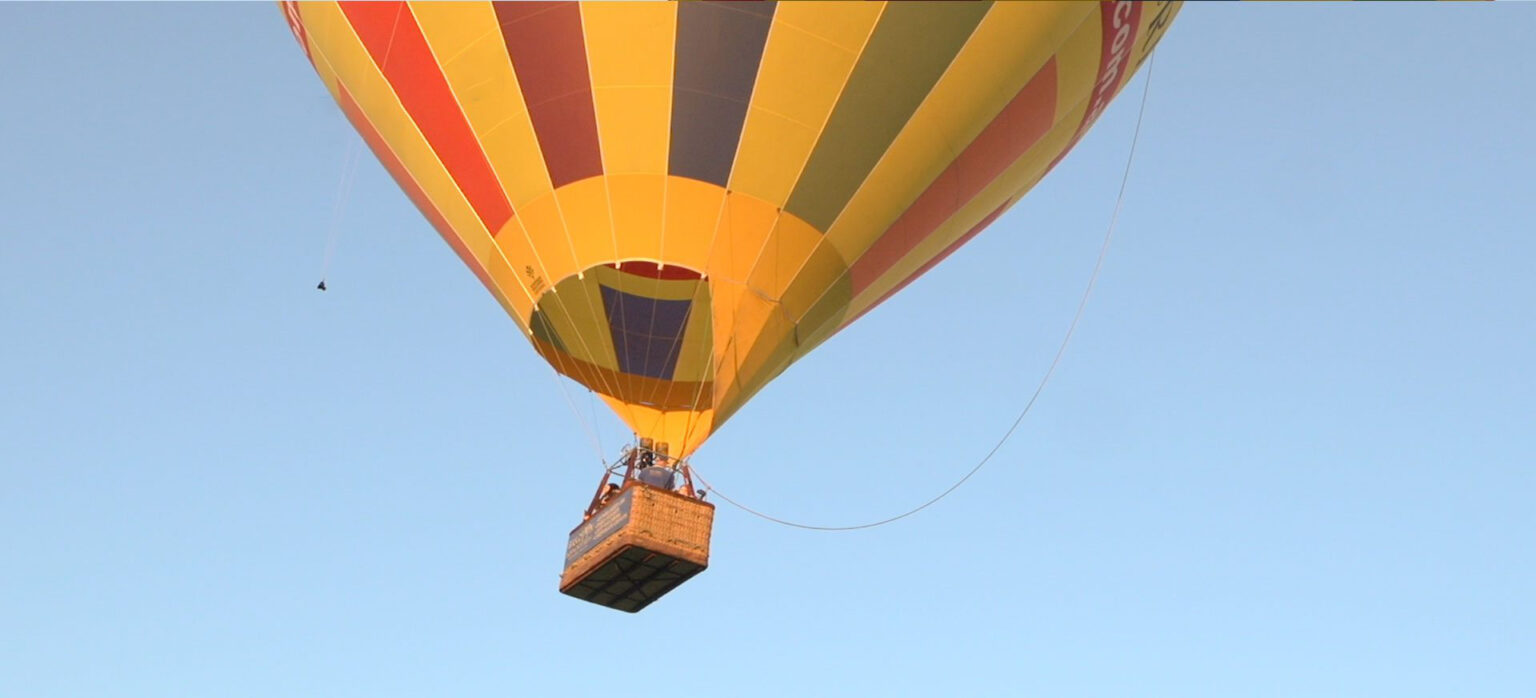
<box><xmin>283</xmin><ymin>1</ymin><xmax>1180</xmax><ymax>456</ymax></box>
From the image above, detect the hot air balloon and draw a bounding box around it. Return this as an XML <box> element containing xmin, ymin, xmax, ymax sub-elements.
<box><xmin>282</xmin><ymin>0</ymin><xmax>1179</xmax><ymax>611</ymax></box>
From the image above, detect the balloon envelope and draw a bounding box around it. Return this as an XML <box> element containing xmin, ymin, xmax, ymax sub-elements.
<box><xmin>283</xmin><ymin>0</ymin><xmax>1179</xmax><ymax>456</ymax></box>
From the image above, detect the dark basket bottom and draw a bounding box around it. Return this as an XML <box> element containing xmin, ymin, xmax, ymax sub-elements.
<box><xmin>561</xmin><ymin>545</ymin><xmax>706</xmax><ymax>613</ymax></box>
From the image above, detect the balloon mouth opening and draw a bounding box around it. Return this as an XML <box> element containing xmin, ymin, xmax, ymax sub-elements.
<box><xmin>608</xmin><ymin>261</ymin><xmax>703</xmax><ymax>281</ymax></box>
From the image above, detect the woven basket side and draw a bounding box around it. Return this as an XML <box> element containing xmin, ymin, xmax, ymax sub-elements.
<box><xmin>630</xmin><ymin>487</ymin><xmax>714</xmax><ymax>566</ymax></box>
<box><xmin>560</xmin><ymin>485</ymin><xmax>715</xmax><ymax>587</ymax></box>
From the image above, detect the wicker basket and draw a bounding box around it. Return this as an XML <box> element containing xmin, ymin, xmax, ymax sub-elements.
<box><xmin>559</xmin><ymin>482</ymin><xmax>715</xmax><ymax>612</ymax></box>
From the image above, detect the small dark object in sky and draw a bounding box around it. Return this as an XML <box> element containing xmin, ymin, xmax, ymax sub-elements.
<box><xmin>316</xmin><ymin>280</ymin><xmax>327</xmax><ymax>291</ymax></box>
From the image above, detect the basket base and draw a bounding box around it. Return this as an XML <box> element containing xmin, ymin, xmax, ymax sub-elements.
<box><xmin>560</xmin><ymin>544</ymin><xmax>706</xmax><ymax>613</ymax></box>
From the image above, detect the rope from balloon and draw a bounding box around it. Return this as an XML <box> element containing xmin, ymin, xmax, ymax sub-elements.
<box><xmin>686</xmin><ymin>51</ymin><xmax>1162</xmax><ymax>532</ymax></box>
<box><xmin>316</xmin><ymin>4</ymin><xmax>407</xmax><ymax>292</ymax></box>
<box><xmin>316</xmin><ymin>135</ymin><xmax>361</xmax><ymax>291</ymax></box>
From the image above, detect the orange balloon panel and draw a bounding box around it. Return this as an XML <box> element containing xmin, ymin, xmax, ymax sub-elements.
<box><xmin>283</xmin><ymin>1</ymin><xmax>1180</xmax><ymax>456</ymax></box>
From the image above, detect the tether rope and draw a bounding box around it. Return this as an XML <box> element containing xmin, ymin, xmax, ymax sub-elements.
<box><xmin>317</xmin><ymin>136</ymin><xmax>361</xmax><ymax>288</ymax></box>
<box><xmin>690</xmin><ymin>52</ymin><xmax>1161</xmax><ymax>531</ymax></box>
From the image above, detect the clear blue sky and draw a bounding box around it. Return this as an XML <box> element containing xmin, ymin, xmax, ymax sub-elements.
<box><xmin>3</xmin><ymin>3</ymin><xmax>1533</xmax><ymax>697</ymax></box>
